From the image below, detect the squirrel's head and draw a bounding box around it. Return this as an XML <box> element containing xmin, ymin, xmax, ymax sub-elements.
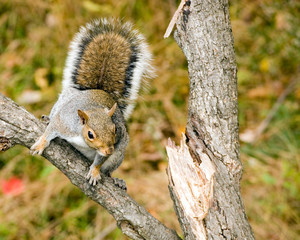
<box><xmin>77</xmin><ymin>103</ymin><xmax>117</xmax><ymax>156</ymax></box>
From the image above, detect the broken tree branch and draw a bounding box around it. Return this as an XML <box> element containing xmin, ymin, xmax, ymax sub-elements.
<box><xmin>166</xmin><ymin>0</ymin><xmax>255</xmax><ymax>239</ymax></box>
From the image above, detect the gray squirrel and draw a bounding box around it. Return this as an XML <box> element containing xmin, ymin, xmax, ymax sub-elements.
<box><xmin>30</xmin><ymin>18</ymin><xmax>154</xmax><ymax>188</ymax></box>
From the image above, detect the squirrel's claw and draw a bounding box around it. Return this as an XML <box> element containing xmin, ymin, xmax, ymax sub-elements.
<box><xmin>30</xmin><ymin>134</ymin><xmax>47</xmax><ymax>155</ymax></box>
<box><xmin>86</xmin><ymin>167</ymin><xmax>101</xmax><ymax>186</ymax></box>
<box><xmin>30</xmin><ymin>148</ymin><xmax>43</xmax><ymax>155</ymax></box>
<box><xmin>30</xmin><ymin>144</ymin><xmax>45</xmax><ymax>155</ymax></box>
<box><xmin>41</xmin><ymin>115</ymin><xmax>50</xmax><ymax>125</ymax></box>
<box><xmin>112</xmin><ymin>177</ymin><xmax>127</xmax><ymax>191</ymax></box>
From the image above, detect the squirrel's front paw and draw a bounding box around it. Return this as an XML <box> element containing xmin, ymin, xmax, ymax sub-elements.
<box><xmin>86</xmin><ymin>165</ymin><xmax>101</xmax><ymax>186</ymax></box>
<box><xmin>30</xmin><ymin>134</ymin><xmax>47</xmax><ymax>155</ymax></box>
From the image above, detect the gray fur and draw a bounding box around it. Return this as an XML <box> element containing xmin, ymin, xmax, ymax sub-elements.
<box><xmin>31</xmin><ymin>90</ymin><xmax>129</xmax><ymax>186</ymax></box>
<box><xmin>31</xmin><ymin>18</ymin><xmax>154</xmax><ymax>187</ymax></box>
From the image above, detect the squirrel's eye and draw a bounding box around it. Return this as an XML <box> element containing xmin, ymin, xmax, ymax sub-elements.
<box><xmin>88</xmin><ymin>131</ymin><xmax>94</xmax><ymax>139</ymax></box>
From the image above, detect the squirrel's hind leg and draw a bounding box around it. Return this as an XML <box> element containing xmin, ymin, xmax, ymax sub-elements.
<box><xmin>100</xmin><ymin>152</ymin><xmax>127</xmax><ymax>190</ymax></box>
<box><xmin>41</xmin><ymin>115</ymin><xmax>50</xmax><ymax>124</ymax></box>
<box><xmin>100</xmin><ymin>126</ymin><xmax>129</xmax><ymax>190</ymax></box>
<box><xmin>112</xmin><ymin>177</ymin><xmax>127</xmax><ymax>191</ymax></box>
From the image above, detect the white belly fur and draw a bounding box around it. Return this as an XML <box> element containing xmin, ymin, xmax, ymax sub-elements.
<box><xmin>65</xmin><ymin>135</ymin><xmax>96</xmax><ymax>160</ymax></box>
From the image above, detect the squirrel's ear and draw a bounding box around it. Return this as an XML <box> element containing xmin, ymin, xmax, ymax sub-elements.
<box><xmin>78</xmin><ymin>109</ymin><xmax>89</xmax><ymax>125</ymax></box>
<box><xmin>107</xmin><ymin>103</ymin><xmax>117</xmax><ymax>117</ymax></box>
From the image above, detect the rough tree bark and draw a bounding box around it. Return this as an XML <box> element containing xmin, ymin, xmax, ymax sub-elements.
<box><xmin>166</xmin><ymin>0</ymin><xmax>255</xmax><ymax>239</ymax></box>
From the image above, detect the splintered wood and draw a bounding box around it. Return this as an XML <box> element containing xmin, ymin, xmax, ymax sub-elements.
<box><xmin>166</xmin><ymin>134</ymin><xmax>215</xmax><ymax>240</ymax></box>
<box><xmin>164</xmin><ymin>0</ymin><xmax>187</xmax><ymax>38</ymax></box>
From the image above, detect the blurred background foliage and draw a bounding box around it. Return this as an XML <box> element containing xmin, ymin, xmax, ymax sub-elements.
<box><xmin>0</xmin><ymin>0</ymin><xmax>299</xmax><ymax>239</ymax></box>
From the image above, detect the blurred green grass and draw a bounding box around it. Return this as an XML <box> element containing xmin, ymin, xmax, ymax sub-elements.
<box><xmin>0</xmin><ymin>0</ymin><xmax>299</xmax><ymax>239</ymax></box>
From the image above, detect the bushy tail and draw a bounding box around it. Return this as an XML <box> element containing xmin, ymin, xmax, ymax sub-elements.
<box><xmin>62</xmin><ymin>18</ymin><xmax>155</xmax><ymax>119</ymax></box>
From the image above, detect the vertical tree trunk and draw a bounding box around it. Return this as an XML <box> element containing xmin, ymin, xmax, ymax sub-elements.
<box><xmin>167</xmin><ymin>0</ymin><xmax>255</xmax><ymax>239</ymax></box>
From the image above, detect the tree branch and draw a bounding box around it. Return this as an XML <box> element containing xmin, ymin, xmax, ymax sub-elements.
<box><xmin>166</xmin><ymin>0</ymin><xmax>255</xmax><ymax>239</ymax></box>
<box><xmin>0</xmin><ymin>93</ymin><xmax>181</xmax><ymax>240</ymax></box>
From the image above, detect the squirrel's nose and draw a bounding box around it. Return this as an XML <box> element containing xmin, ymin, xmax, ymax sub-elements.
<box><xmin>104</xmin><ymin>147</ymin><xmax>114</xmax><ymax>156</ymax></box>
